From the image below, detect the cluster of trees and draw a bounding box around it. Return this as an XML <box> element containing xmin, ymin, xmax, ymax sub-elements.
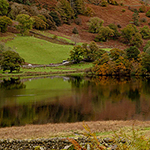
<box><xmin>69</xmin><ymin>40</ymin><xmax>150</xmax><ymax>76</ymax></box>
<box><xmin>89</xmin><ymin>46</ymin><xmax>150</xmax><ymax>76</ymax></box>
<box><xmin>69</xmin><ymin>41</ymin><xmax>105</xmax><ymax>63</ymax></box>
<box><xmin>0</xmin><ymin>0</ymin><xmax>89</xmax><ymax>35</ymax></box>
<box><xmin>88</xmin><ymin>16</ymin><xmax>150</xmax><ymax>48</ymax></box>
<box><xmin>0</xmin><ymin>43</ymin><xmax>25</xmax><ymax>72</ymax></box>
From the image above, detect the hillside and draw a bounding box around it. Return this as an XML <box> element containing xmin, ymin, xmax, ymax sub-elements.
<box><xmin>33</xmin><ymin>0</ymin><xmax>150</xmax><ymax>50</ymax></box>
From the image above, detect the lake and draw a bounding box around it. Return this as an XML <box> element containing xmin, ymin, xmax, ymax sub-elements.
<box><xmin>0</xmin><ymin>76</ymin><xmax>150</xmax><ymax>127</ymax></box>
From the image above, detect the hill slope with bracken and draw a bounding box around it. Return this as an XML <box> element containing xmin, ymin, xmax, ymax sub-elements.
<box><xmin>40</xmin><ymin>0</ymin><xmax>150</xmax><ymax>50</ymax></box>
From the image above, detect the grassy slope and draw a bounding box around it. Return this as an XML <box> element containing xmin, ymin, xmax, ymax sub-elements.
<box><xmin>6</xmin><ymin>36</ymin><xmax>73</xmax><ymax>64</ymax></box>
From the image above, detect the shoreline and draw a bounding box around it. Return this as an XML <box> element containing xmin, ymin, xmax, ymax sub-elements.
<box><xmin>0</xmin><ymin>120</ymin><xmax>150</xmax><ymax>140</ymax></box>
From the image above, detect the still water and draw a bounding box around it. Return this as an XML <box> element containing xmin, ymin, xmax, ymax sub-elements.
<box><xmin>0</xmin><ymin>76</ymin><xmax>150</xmax><ymax>127</ymax></box>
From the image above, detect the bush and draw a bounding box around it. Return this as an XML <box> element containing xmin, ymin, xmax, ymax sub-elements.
<box><xmin>108</xmin><ymin>23</ymin><xmax>120</xmax><ymax>39</ymax></box>
<box><xmin>56</xmin><ymin>0</ymin><xmax>75</xmax><ymax>24</ymax></box>
<box><xmin>146</xmin><ymin>9</ymin><xmax>150</xmax><ymax>17</ymax></box>
<box><xmin>74</xmin><ymin>17</ymin><xmax>82</xmax><ymax>25</ymax></box>
<box><xmin>140</xmin><ymin>17</ymin><xmax>147</xmax><ymax>23</ymax></box>
<box><xmin>49</xmin><ymin>11</ymin><xmax>62</xmax><ymax>26</ymax></box>
<box><xmin>108</xmin><ymin>0</ymin><xmax>119</xmax><ymax>5</ymax></box>
<box><xmin>71</xmin><ymin>0</ymin><xmax>85</xmax><ymax>15</ymax></box>
<box><xmin>95</xmin><ymin>26</ymin><xmax>114</xmax><ymax>42</ymax></box>
<box><xmin>16</xmin><ymin>14</ymin><xmax>33</xmax><ymax>35</ymax></box>
<box><xmin>125</xmin><ymin>46</ymin><xmax>140</xmax><ymax>60</ymax></box>
<box><xmin>31</xmin><ymin>16</ymin><xmax>47</xmax><ymax>30</ymax></box>
<box><xmin>8</xmin><ymin>3</ymin><xmax>24</xmax><ymax>20</ymax></box>
<box><xmin>139</xmin><ymin>5</ymin><xmax>146</xmax><ymax>13</ymax></box>
<box><xmin>0</xmin><ymin>0</ymin><xmax>9</xmax><ymax>15</ymax></box>
<box><xmin>145</xmin><ymin>47</ymin><xmax>150</xmax><ymax>55</ymax></box>
<box><xmin>100</xmin><ymin>0</ymin><xmax>108</xmax><ymax>7</ymax></box>
<box><xmin>37</xmin><ymin>14</ymin><xmax>47</xmax><ymax>22</ymax></box>
<box><xmin>0</xmin><ymin>16</ymin><xmax>12</xmax><ymax>33</ymax></box>
<box><xmin>1</xmin><ymin>50</ymin><xmax>25</xmax><ymax>73</ymax></box>
<box><xmin>139</xmin><ymin>25</ymin><xmax>150</xmax><ymax>39</ymax></box>
<box><xmin>122</xmin><ymin>9</ymin><xmax>125</xmax><ymax>12</ymax></box>
<box><xmin>88</xmin><ymin>17</ymin><xmax>104</xmax><ymax>33</ymax></box>
<box><xmin>72</xmin><ymin>27</ymin><xmax>79</xmax><ymax>34</ymax></box>
<box><xmin>84</xmin><ymin>6</ymin><xmax>95</xmax><ymax>17</ymax></box>
<box><xmin>39</xmin><ymin>9</ymin><xmax>57</xmax><ymax>30</ymax></box>
<box><xmin>130</xmin><ymin>32</ymin><xmax>143</xmax><ymax>47</ymax></box>
<box><xmin>69</xmin><ymin>45</ymin><xmax>83</xmax><ymax>63</ymax></box>
<box><xmin>121</xmin><ymin>24</ymin><xmax>142</xmax><ymax>47</ymax></box>
<box><xmin>143</xmin><ymin>40</ymin><xmax>150</xmax><ymax>52</ymax></box>
<box><xmin>132</xmin><ymin>11</ymin><xmax>140</xmax><ymax>26</ymax></box>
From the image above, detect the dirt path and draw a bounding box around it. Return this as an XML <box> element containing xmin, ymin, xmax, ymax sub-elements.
<box><xmin>0</xmin><ymin>120</ymin><xmax>150</xmax><ymax>139</ymax></box>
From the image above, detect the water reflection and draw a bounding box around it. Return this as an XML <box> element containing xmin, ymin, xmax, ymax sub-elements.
<box><xmin>0</xmin><ymin>76</ymin><xmax>150</xmax><ymax>127</ymax></box>
<box><xmin>0</xmin><ymin>78</ymin><xmax>26</xmax><ymax>90</ymax></box>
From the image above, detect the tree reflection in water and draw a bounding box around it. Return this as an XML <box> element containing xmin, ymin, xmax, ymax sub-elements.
<box><xmin>0</xmin><ymin>78</ymin><xmax>26</xmax><ymax>90</ymax></box>
<box><xmin>1</xmin><ymin>76</ymin><xmax>150</xmax><ymax>127</ymax></box>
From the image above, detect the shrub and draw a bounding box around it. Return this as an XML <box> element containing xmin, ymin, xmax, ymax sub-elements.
<box><xmin>145</xmin><ymin>47</ymin><xmax>150</xmax><ymax>55</ymax></box>
<box><xmin>16</xmin><ymin>14</ymin><xmax>33</xmax><ymax>35</ymax></box>
<box><xmin>72</xmin><ymin>27</ymin><xmax>79</xmax><ymax>34</ymax></box>
<box><xmin>146</xmin><ymin>9</ymin><xmax>150</xmax><ymax>17</ymax></box>
<box><xmin>125</xmin><ymin>46</ymin><xmax>140</xmax><ymax>60</ymax></box>
<box><xmin>82</xmin><ymin>41</ymin><xmax>99</xmax><ymax>62</ymax></box>
<box><xmin>130</xmin><ymin>32</ymin><xmax>143</xmax><ymax>47</ymax></box>
<box><xmin>121</xmin><ymin>24</ymin><xmax>142</xmax><ymax>47</ymax></box>
<box><xmin>1</xmin><ymin>50</ymin><xmax>25</xmax><ymax>73</ymax></box>
<box><xmin>100</xmin><ymin>0</ymin><xmax>108</xmax><ymax>7</ymax></box>
<box><xmin>88</xmin><ymin>17</ymin><xmax>104</xmax><ymax>33</ymax></box>
<box><xmin>8</xmin><ymin>3</ymin><xmax>26</xmax><ymax>20</ymax></box>
<box><xmin>69</xmin><ymin>45</ymin><xmax>83</xmax><ymax>63</ymax></box>
<box><xmin>139</xmin><ymin>25</ymin><xmax>150</xmax><ymax>39</ymax></box>
<box><xmin>31</xmin><ymin>16</ymin><xmax>47</xmax><ymax>30</ymax></box>
<box><xmin>71</xmin><ymin>0</ymin><xmax>85</xmax><ymax>15</ymax></box>
<box><xmin>49</xmin><ymin>11</ymin><xmax>62</xmax><ymax>26</ymax></box>
<box><xmin>139</xmin><ymin>5</ymin><xmax>146</xmax><ymax>13</ymax></box>
<box><xmin>132</xmin><ymin>11</ymin><xmax>140</xmax><ymax>26</ymax></box>
<box><xmin>0</xmin><ymin>16</ymin><xmax>12</xmax><ymax>33</ymax></box>
<box><xmin>143</xmin><ymin>40</ymin><xmax>150</xmax><ymax>52</ymax></box>
<box><xmin>122</xmin><ymin>9</ymin><xmax>125</xmax><ymax>12</ymax></box>
<box><xmin>84</xmin><ymin>6</ymin><xmax>95</xmax><ymax>17</ymax></box>
<box><xmin>110</xmin><ymin>48</ymin><xmax>125</xmax><ymax>61</ymax></box>
<box><xmin>37</xmin><ymin>14</ymin><xmax>47</xmax><ymax>22</ymax></box>
<box><xmin>74</xmin><ymin>17</ymin><xmax>82</xmax><ymax>25</ymax></box>
<box><xmin>39</xmin><ymin>9</ymin><xmax>57</xmax><ymax>30</ymax></box>
<box><xmin>140</xmin><ymin>17</ymin><xmax>147</xmax><ymax>23</ymax></box>
<box><xmin>95</xmin><ymin>26</ymin><xmax>114</xmax><ymax>42</ymax></box>
<box><xmin>108</xmin><ymin>23</ymin><xmax>120</xmax><ymax>39</ymax></box>
<box><xmin>141</xmin><ymin>53</ymin><xmax>150</xmax><ymax>72</ymax></box>
<box><xmin>71</xmin><ymin>34</ymin><xmax>80</xmax><ymax>45</ymax></box>
<box><xmin>0</xmin><ymin>0</ymin><xmax>9</xmax><ymax>15</ymax></box>
<box><xmin>108</xmin><ymin>0</ymin><xmax>119</xmax><ymax>5</ymax></box>
<box><xmin>56</xmin><ymin>0</ymin><xmax>75</xmax><ymax>24</ymax></box>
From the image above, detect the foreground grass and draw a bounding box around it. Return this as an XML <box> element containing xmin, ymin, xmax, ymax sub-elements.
<box><xmin>6</xmin><ymin>35</ymin><xmax>73</xmax><ymax>64</ymax></box>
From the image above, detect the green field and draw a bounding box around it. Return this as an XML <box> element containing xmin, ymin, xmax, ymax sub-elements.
<box><xmin>6</xmin><ymin>36</ymin><xmax>73</xmax><ymax>64</ymax></box>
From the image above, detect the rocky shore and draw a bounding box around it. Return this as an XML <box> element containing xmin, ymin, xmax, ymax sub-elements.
<box><xmin>0</xmin><ymin>137</ymin><xmax>118</xmax><ymax>150</ymax></box>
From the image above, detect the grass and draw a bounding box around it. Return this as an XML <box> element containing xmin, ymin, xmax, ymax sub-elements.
<box><xmin>34</xmin><ymin>30</ymin><xmax>73</xmax><ymax>43</ymax></box>
<box><xmin>6</xmin><ymin>35</ymin><xmax>73</xmax><ymax>64</ymax></box>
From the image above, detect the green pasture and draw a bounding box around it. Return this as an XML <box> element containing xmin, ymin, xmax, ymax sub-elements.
<box><xmin>6</xmin><ymin>36</ymin><xmax>73</xmax><ymax>64</ymax></box>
